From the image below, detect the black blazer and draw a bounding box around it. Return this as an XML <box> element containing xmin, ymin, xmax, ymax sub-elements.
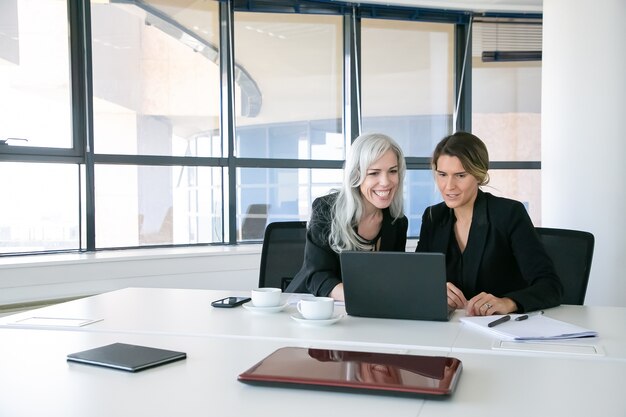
<box><xmin>287</xmin><ymin>193</ymin><xmax>408</xmax><ymax>296</ymax></box>
<box><xmin>416</xmin><ymin>190</ymin><xmax>562</xmax><ymax>312</ymax></box>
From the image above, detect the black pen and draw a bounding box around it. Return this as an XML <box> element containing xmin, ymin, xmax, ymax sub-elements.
<box><xmin>515</xmin><ymin>310</ymin><xmax>544</xmax><ymax>321</ymax></box>
<box><xmin>487</xmin><ymin>315</ymin><xmax>511</xmax><ymax>327</ymax></box>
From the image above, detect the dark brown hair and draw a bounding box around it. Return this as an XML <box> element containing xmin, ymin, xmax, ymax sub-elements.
<box><xmin>432</xmin><ymin>131</ymin><xmax>490</xmax><ymax>186</ymax></box>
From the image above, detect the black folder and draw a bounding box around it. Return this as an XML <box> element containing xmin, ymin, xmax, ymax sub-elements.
<box><xmin>67</xmin><ymin>342</ymin><xmax>187</xmax><ymax>372</ymax></box>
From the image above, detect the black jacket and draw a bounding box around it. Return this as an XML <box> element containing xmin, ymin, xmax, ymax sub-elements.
<box><xmin>287</xmin><ymin>193</ymin><xmax>408</xmax><ymax>296</ymax></box>
<box><xmin>416</xmin><ymin>190</ymin><xmax>562</xmax><ymax>312</ymax></box>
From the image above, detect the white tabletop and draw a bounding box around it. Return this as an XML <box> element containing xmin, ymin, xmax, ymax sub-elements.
<box><xmin>0</xmin><ymin>287</ymin><xmax>460</xmax><ymax>353</ymax></box>
<box><xmin>1</xmin><ymin>327</ymin><xmax>624</xmax><ymax>417</ymax></box>
<box><xmin>2</xmin><ymin>287</ymin><xmax>626</xmax><ymax>416</ymax></box>
<box><xmin>2</xmin><ymin>287</ymin><xmax>624</xmax><ymax>361</ymax></box>
<box><xmin>0</xmin><ymin>328</ymin><xmax>433</xmax><ymax>417</ymax></box>
<box><xmin>419</xmin><ymin>350</ymin><xmax>626</xmax><ymax>417</ymax></box>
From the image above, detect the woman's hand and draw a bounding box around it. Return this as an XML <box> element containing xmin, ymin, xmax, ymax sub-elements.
<box><xmin>466</xmin><ymin>292</ymin><xmax>518</xmax><ymax>316</ymax></box>
<box><xmin>329</xmin><ymin>283</ymin><xmax>345</xmax><ymax>302</ymax></box>
<box><xmin>446</xmin><ymin>282</ymin><xmax>467</xmax><ymax>310</ymax></box>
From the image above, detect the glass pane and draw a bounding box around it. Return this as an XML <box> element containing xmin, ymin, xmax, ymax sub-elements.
<box><xmin>472</xmin><ymin>22</ymin><xmax>542</xmax><ymax>161</ymax></box>
<box><xmin>486</xmin><ymin>169</ymin><xmax>542</xmax><ymax>225</ymax></box>
<box><xmin>90</xmin><ymin>0</ymin><xmax>221</xmax><ymax>157</ymax></box>
<box><xmin>0</xmin><ymin>0</ymin><xmax>72</xmax><ymax>148</ymax></box>
<box><xmin>95</xmin><ymin>165</ymin><xmax>223</xmax><ymax>247</ymax></box>
<box><xmin>405</xmin><ymin>169</ymin><xmax>541</xmax><ymax>236</ymax></box>
<box><xmin>361</xmin><ymin>20</ymin><xmax>455</xmax><ymax>157</ymax></box>
<box><xmin>472</xmin><ymin>60</ymin><xmax>541</xmax><ymax>161</ymax></box>
<box><xmin>0</xmin><ymin>162</ymin><xmax>80</xmax><ymax>253</ymax></box>
<box><xmin>237</xmin><ymin>168</ymin><xmax>342</xmax><ymax>241</ymax></box>
<box><xmin>234</xmin><ymin>12</ymin><xmax>343</xmax><ymax>160</ymax></box>
<box><xmin>405</xmin><ymin>170</ymin><xmax>440</xmax><ymax>237</ymax></box>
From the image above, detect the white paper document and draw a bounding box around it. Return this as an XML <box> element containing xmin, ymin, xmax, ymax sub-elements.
<box><xmin>460</xmin><ymin>314</ymin><xmax>597</xmax><ymax>341</ymax></box>
<box><xmin>10</xmin><ymin>317</ymin><xmax>103</xmax><ymax>327</ymax></box>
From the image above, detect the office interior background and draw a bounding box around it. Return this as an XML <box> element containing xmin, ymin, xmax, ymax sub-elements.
<box><xmin>0</xmin><ymin>0</ymin><xmax>624</xmax><ymax>310</ymax></box>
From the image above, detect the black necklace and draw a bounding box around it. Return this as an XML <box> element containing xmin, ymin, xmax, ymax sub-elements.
<box><xmin>355</xmin><ymin>228</ymin><xmax>382</xmax><ymax>251</ymax></box>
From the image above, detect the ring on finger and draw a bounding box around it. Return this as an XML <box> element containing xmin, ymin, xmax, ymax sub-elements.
<box><xmin>484</xmin><ymin>303</ymin><xmax>492</xmax><ymax>310</ymax></box>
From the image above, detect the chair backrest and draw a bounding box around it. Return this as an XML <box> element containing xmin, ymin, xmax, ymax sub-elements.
<box><xmin>535</xmin><ymin>227</ymin><xmax>595</xmax><ymax>305</ymax></box>
<box><xmin>258</xmin><ymin>221</ymin><xmax>307</xmax><ymax>290</ymax></box>
<box><xmin>241</xmin><ymin>203</ymin><xmax>270</xmax><ymax>240</ymax></box>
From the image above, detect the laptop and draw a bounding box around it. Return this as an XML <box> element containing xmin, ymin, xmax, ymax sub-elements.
<box><xmin>238</xmin><ymin>346</ymin><xmax>462</xmax><ymax>397</ymax></box>
<box><xmin>340</xmin><ymin>251</ymin><xmax>450</xmax><ymax>321</ymax></box>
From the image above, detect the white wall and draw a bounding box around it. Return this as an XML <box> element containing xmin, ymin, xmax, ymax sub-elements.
<box><xmin>0</xmin><ymin>240</ymin><xmax>418</xmax><ymax>308</ymax></box>
<box><xmin>0</xmin><ymin>247</ymin><xmax>261</xmax><ymax>307</ymax></box>
<box><xmin>542</xmin><ymin>0</ymin><xmax>626</xmax><ymax>306</ymax></box>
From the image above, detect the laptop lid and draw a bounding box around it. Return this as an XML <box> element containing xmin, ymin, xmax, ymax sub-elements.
<box><xmin>340</xmin><ymin>251</ymin><xmax>450</xmax><ymax>321</ymax></box>
<box><xmin>238</xmin><ymin>347</ymin><xmax>462</xmax><ymax>397</ymax></box>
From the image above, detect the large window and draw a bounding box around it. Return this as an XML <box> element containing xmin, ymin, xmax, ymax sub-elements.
<box><xmin>0</xmin><ymin>163</ymin><xmax>81</xmax><ymax>253</ymax></box>
<box><xmin>233</xmin><ymin>12</ymin><xmax>344</xmax><ymax>240</ymax></box>
<box><xmin>0</xmin><ymin>0</ymin><xmax>72</xmax><ymax>149</ymax></box>
<box><xmin>0</xmin><ymin>0</ymin><xmax>543</xmax><ymax>255</ymax></box>
<box><xmin>0</xmin><ymin>0</ymin><xmax>79</xmax><ymax>255</ymax></box>
<box><xmin>471</xmin><ymin>18</ymin><xmax>542</xmax><ymax>224</ymax></box>
<box><xmin>91</xmin><ymin>1</ymin><xmax>221</xmax><ymax>158</ymax></box>
<box><xmin>361</xmin><ymin>19</ymin><xmax>456</xmax><ymax>235</ymax></box>
<box><xmin>90</xmin><ymin>0</ymin><xmax>223</xmax><ymax>247</ymax></box>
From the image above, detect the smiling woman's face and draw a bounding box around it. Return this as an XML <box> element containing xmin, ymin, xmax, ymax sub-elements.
<box><xmin>359</xmin><ymin>150</ymin><xmax>399</xmax><ymax>213</ymax></box>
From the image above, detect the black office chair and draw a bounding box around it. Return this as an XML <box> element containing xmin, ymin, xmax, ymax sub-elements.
<box><xmin>258</xmin><ymin>221</ymin><xmax>307</xmax><ymax>291</ymax></box>
<box><xmin>535</xmin><ymin>227</ymin><xmax>595</xmax><ymax>305</ymax></box>
<box><xmin>241</xmin><ymin>203</ymin><xmax>270</xmax><ymax>240</ymax></box>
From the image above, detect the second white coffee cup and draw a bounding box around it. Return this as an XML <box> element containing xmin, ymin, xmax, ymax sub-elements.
<box><xmin>251</xmin><ymin>287</ymin><xmax>282</xmax><ymax>307</ymax></box>
<box><xmin>297</xmin><ymin>297</ymin><xmax>334</xmax><ymax>320</ymax></box>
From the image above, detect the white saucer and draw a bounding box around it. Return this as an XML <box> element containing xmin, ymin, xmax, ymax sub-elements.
<box><xmin>290</xmin><ymin>313</ymin><xmax>343</xmax><ymax>326</ymax></box>
<box><xmin>243</xmin><ymin>302</ymin><xmax>288</xmax><ymax>314</ymax></box>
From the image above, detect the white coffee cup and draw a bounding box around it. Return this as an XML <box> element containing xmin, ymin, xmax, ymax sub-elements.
<box><xmin>251</xmin><ymin>287</ymin><xmax>282</xmax><ymax>307</ymax></box>
<box><xmin>297</xmin><ymin>297</ymin><xmax>335</xmax><ymax>320</ymax></box>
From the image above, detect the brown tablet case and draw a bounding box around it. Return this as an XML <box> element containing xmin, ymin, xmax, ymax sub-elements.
<box><xmin>238</xmin><ymin>347</ymin><xmax>462</xmax><ymax>397</ymax></box>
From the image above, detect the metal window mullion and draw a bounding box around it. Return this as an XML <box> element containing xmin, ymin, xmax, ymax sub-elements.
<box><xmin>343</xmin><ymin>10</ymin><xmax>361</xmax><ymax>144</ymax></box>
<box><xmin>68</xmin><ymin>0</ymin><xmax>95</xmax><ymax>251</ymax></box>
<box><xmin>220</xmin><ymin>1</ymin><xmax>237</xmax><ymax>244</ymax></box>
<box><xmin>455</xmin><ymin>19</ymin><xmax>472</xmax><ymax>133</ymax></box>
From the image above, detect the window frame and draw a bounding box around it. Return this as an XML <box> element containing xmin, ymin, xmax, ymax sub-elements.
<box><xmin>0</xmin><ymin>0</ymin><xmax>543</xmax><ymax>256</ymax></box>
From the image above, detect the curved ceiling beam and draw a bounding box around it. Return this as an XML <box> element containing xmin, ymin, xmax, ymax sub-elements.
<box><xmin>117</xmin><ymin>0</ymin><xmax>262</xmax><ymax>117</ymax></box>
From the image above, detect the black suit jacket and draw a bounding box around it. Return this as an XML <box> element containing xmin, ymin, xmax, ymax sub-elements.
<box><xmin>287</xmin><ymin>193</ymin><xmax>408</xmax><ymax>296</ymax></box>
<box><xmin>416</xmin><ymin>190</ymin><xmax>562</xmax><ymax>312</ymax></box>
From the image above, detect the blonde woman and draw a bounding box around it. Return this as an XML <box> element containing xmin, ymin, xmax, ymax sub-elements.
<box><xmin>286</xmin><ymin>133</ymin><xmax>408</xmax><ymax>301</ymax></box>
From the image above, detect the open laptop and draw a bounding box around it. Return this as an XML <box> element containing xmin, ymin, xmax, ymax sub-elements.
<box><xmin>340</xmin><ymin>251</ymin><xmax>451</xmax><ymax>321</ymax></box>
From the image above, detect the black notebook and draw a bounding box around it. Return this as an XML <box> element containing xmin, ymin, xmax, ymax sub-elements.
<box><xmin>67</xmin><ymin>342</ymin><xmax>187</xmax><ymax>372</ymax></box>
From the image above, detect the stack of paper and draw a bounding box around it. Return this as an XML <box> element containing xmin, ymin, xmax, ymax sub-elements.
<box><xmin>460</xmin><ymin>314</ymin><xmax>598</xmax><ymax>341</ymax></box>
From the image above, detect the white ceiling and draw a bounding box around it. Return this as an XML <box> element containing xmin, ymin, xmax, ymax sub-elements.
<box><xmin>335</xmin><ymin>0</ymin><xmax>542</xmax><ymax>13</ymax></box>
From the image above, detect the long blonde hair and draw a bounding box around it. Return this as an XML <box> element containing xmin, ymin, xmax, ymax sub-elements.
<box><xmin>329</xmin><ymin>133</ymin><xmax>406</xmax><ymax>252</ymax></box>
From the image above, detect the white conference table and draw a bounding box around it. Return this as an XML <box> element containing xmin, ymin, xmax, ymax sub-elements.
<box><xmin>452</xmin><ymin>303</ymin><xmax>626</xmax><ymax>360</ymax></box>
<box><xmin>0</xmin><ymin>327</ymin><xmax>624</xmax><ymax>417</ymax></box>
<box><xmin>0</xmin><ymin>328</ymin><xmax>433</xmax><ymax>417</ymax></box>
<box><xmin>2</xmin><ymin>287</ymin><xmax>626</xmax><ymax>416</ymax></box>
<box><xmin>419</xmin><ymin>350</ymin><xmax>626</xmax><ymax>417</ymax></box>
<box><xmin>0</xmin><ymin>287</ymin><xmax>459</xmax><ymax>354</ymax></box>
<box><xmin>1</xmin><ymin>287</ymin><xmax>624</xmax><ymax>361</ymax></box>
